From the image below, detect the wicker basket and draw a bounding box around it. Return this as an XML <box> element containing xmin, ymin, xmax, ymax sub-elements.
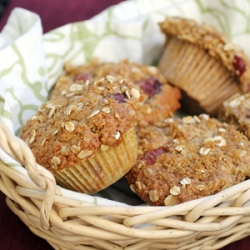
<box><xmin>1</xmin><ymin>121</ymin><xmax>250</xmax><ymax>250</ymax></box>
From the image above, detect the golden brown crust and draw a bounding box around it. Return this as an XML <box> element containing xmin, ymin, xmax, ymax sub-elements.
<box><xmin>126</xmin><ymin>115</ymin><xmax>250</xmax><ymax>206</ymax></box>
<box><xmin>20</xmin><ymin>76</ymin><xmax>140</xmax><ymax>172</ymax></box>
<box><xmin>218</xmin><ymin>92</ymin><xmax>250</xmax><ymax>138</ymax></box>
<box><xmin>50</xmin><ymin>59</ymin><xmax>181</xmax><ymax>127</ymax></box>
<box><xmin>159</xmin><ymin>17</ymin><xmax>250</xmax><ymax>92</ymax></box>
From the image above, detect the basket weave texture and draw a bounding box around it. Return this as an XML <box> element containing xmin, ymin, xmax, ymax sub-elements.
<box><xmin>1</xmin><ymin>121</ymin><xmax>250</xmax><ymax>250</ymax></box>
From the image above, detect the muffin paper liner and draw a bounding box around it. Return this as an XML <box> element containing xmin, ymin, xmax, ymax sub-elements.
<box><xmin>159</xmin><ymin>37</ymin><xmax>240</xmax><ymax>115</ymax></box>
<box><xmin>53</xmin><ymin>128</ymin><xmax>137</xmax><ymax>194</ymax></box>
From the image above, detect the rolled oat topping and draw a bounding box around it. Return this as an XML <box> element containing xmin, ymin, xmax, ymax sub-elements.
<box><xmin>170</xmin><ymin>186</ymin><xmax>180</xmax><ymax>196</ymax></box>
<box><xmin>70</xmin><ymin>145</ymin><xmax>81</xmax><ymax>153</ymax></box>
<box><xmin>199</xmin><ymin>147</ymin><xmax>211</xmax><ymax>156</ymax></box>
<box><xmin>126</xmin><ymin>114</ymin><xmax>250</xmax><ymax>206</ymax></box>
<box><xmin>114</xmin><ymin>131</ymin><xmax>121</xmax><ymax>140</ymax></box>
<box><xmin>29</xmin><ymin>129</ymin><xmax>36</xmax><ymax>144</ymax></box>
<box><xmin>100</xmin><ymin>144</ymin><xmax>109</xmax><ymax>151</ymax></box>
<box><xmin>69</xmin><ymin>83</ymin><xmax>84</xmax><ymax>92</ymax></box>
<box><xmin>77</xmin><ymin>150</ymin><xmax>93</xmax><ymax>159</ymax></box>
<box><xmin>87</xmin><ymin>110</ymin><xmax>100</xmax><ymax>119</ymax></box>
<box><xmin>51</xmin><ymin>156</ymin><xmax>60</xmax><ymax>166</ymax></box>
<box><xmin>180</xmin><ymin>177</ymin><xmax>191</xmax><ymax>186</ymax></box>
<box><xmin>149</xmin><ymin>190</ymin><xmax>159</xmax><ymax>202</ymax></box>
<box><xmin>49</xmin><ymin>58</ymin><xmax>181</xmax><ymax>127</ymax></box>
<box><xmin>64</xmin><ymin>121</ymin><xmax>75</xmax><ymax>132</ymax></box>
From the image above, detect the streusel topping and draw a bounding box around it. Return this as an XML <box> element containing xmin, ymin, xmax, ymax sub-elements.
<box><xmin>50</xmin><ymin>59</ymin><xmax>181</xmax><ymax>127</ymax></box>
<box><xmin>126</xmin><ymin>114</ymin><xmax>250</xmax><ymax>206</ymax></box>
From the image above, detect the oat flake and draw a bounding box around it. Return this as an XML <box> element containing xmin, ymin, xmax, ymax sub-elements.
<box><xmin>77</xmin><ymin>150</ymin><xmax>93</xmax><ymax>159</ymax></box>
<box><xmin>65</xmin><ymin>121</ymin><xmax>75</xmax><ymax>132</ymax></box>
<box><xmin>170</xmin><ymin>186</ymin><xmax>180</xmax><ymax>195</ymax></box>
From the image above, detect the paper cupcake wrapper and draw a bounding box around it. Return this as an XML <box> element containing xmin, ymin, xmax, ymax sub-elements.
<box><xmin>52</xmin><ymin>127</ymin><xmax>137</xmax><ymax>194</ymax></box>
<box><xmin>159</xmin><ymin>37</ymin><xmax>240</xmax><ymax>115</ymax></box>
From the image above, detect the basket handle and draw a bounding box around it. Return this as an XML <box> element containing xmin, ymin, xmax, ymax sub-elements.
<box><xmin>0</xmin><ymin>121</ymin><xmax>61</xmax><ymax>230</ymax></box>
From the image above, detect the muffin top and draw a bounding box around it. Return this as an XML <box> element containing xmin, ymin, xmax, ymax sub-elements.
<box><xmin>50</xmin><ymin>59</ymin><xmax>169</xmax><ymax>100</ymax></box>
<box><xmin>126</xmin><ymin>114</ymin><xmax>250</xmax><ymax>206</ymax></box>
<box><xmin>50</xmin><ymin>59</ymin><xmax>181</xmax><ymax>127</ymax></box>
<box><xmin>159</xmin><ymin>17</ymin><xmax>250</xmax><ymax>92</ymax></box>
<box><xmin>20</xmin><ymin>76</ymin><xmax>141</xmax><ymax>171</ymax></box>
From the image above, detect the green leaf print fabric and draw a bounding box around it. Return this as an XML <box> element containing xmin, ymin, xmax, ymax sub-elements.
<box><xmin>1</xmin><ymin>0</ymin><xmax>250</xmax><ymax>205</ymax></box>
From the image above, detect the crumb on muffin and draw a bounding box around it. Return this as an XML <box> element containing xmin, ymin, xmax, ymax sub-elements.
<box><xmin>50</xmin><ymin>59</ymin><xmax>181</xmax><ymax>127</ymax></box>
<box><xmin>126</xmin><ymin>114</ymin><xmax>250</xmax><ymax>206</ymax></box>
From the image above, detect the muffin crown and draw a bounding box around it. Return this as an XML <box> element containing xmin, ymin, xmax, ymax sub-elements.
<box><xmin>51</xmin><ymin>59</ymin><xmax>181</xmax><ymax>127</ymax></box>
<box><xmin>127</xmin><ymin>114</ymin><xmax>250</xmax><ymax>206</ymax></box>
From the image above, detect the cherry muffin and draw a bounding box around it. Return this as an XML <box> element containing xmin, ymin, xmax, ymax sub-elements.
<box><xmin>20</xmin><ymin>75</ymin><xmax>141</xmax><ymax>194</ymax></box>
<box><xmin>126</xmin><ymin>114</ymin><xmax>250</xmax><ymax>206</ymax></box>
<box><xmin>50</xmin><ymin>59</ymin><xmax>181</xmax><ymax>127</ymax></box>
<box><xmin>158</xmin><ymin>17</ymin><xmax>250</xmax><ymax>116</ymax></box>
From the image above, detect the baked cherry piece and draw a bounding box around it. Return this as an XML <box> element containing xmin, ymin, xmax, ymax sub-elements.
<box><xmin>233</xmin><ymin>55</ymin><xmax>246</xmax><ymax>76</ymax></box>
<box><xmin>144</xmin><ymin>147</ymin><xmax>168</xmax><ymax>165</ymax></box>
<box><xmin>74</xmin><ymin>73</ymin><xmax>92</xmax><ymax>82</ymax></box>
<box><xmin>136</xmin><ymin>76</ymin><xmax>162</xmax><ymax>98</ymax></box>
<box><xmin>109</xmin><ymin>93</ymin><xmax>127</xmax><ymax>103</ymax></box>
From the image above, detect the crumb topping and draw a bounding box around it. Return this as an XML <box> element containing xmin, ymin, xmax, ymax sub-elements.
<box><xmin>50</xmin><ymin>59</ymin><xmax>181</xmax><ymax>127</ymax></box>
<box><xmin>126</xmin><ymin>114</ymin><xmax>250</xmax><ymax>206</ymax></box>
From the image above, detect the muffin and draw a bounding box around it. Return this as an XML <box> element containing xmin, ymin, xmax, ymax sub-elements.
<box><xmin>50</xmin><ymin>59</ymin><xmax>181</xmax><ymax>127</ymax></box>
<box><xmin>126</xmin><ymin>114</ymin><xmax>250</xmax><ymax>206</ymax></box>
<box><xmin>218</xmin><ymin>92</ymin><xmax>250</xmax><ymax>139</ymax></box>
<box><xmin>158</xmin><ymin>17</ymin><xmax>250</xmax><ymax>116</ymax></box>
<box><xmin>20</xmin><ymin>75</ymin><xmax>141</xmax><ymax>193</ymax></box>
